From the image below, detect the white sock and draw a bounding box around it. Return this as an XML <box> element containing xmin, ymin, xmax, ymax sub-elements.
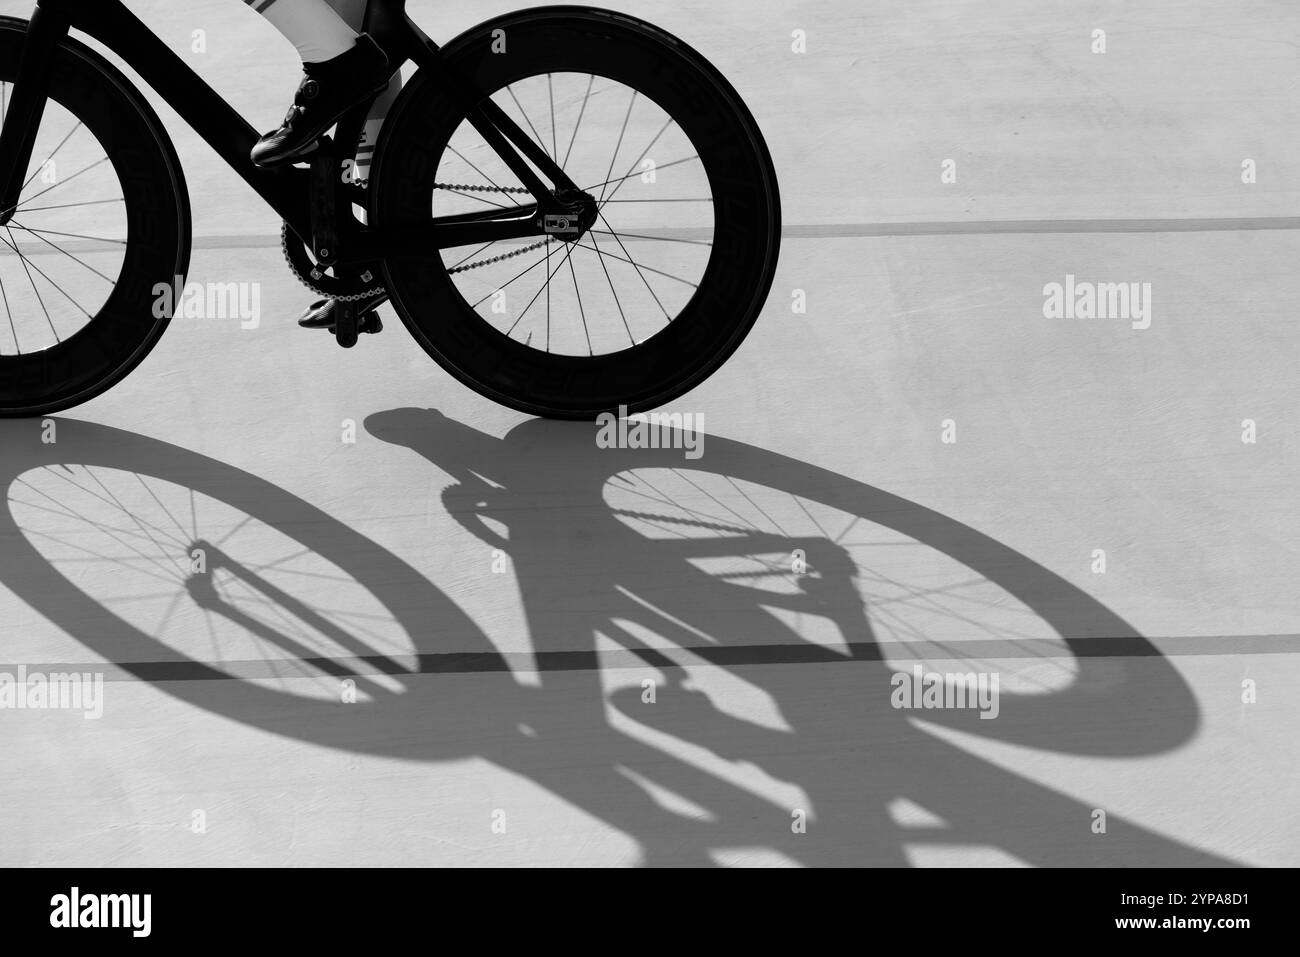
<box><xmin>247</xmin><ymin>0</ymin><xmax>357</xmax><ymax>63</ymax></box>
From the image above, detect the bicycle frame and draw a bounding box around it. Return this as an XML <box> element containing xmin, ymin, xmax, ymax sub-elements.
<box><xmin>0</xmin><ymin>0</ymin><xmax>581</xmax><ymax>262</ymax></box>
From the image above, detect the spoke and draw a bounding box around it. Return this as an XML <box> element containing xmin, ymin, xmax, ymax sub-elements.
<box><xmin>153</xmin><ymin>590</ymin><xmax>191</xmax><ymax>641</ymax></box>
<box><xmin>600</xmin><ymin>117</ymin><xmax>676</xmax><ymax>209</ymax></box>
<box><xmin>504</xmin><ymin>83</ymin><xmax>552</xmax><ymax>161</ymax></box>
<box><xmin>212</xmin><ymin>513</ymin><xmax>257</xmax><ymax>549</ymax></box>
<box><xmin>19</xmin><ymin>197</ymin><xmax>124</xmax><ymax>214</ymax></box>
<box><xmin>0</xmin><ymin>227</ymin><xmax>94</xmax><ymax>321</ymax></box>
<box><xmin>83</xmin><ymin>466</ymin><xmax>190</xmax><ymax>576</ymax></box>
<box><xmin>599</xmin><ymin>91</ymin><xmax>637</xmax><ymax>205</ymax></box>
<box><xmin>18</xmin><ymin>528</ymin><xmax>182</xmax><ymax>588</ymax></box>
<box><xmin>3</xmin><ymin>226</ymin><xmax>59</xmax><ymax>341</ymax></box>
<box><xmin>20</xmin><ymin>120</ymin><xmax>83</xmax><ymax>194</ymax></box>
<box><xmin>8</xmin><ymin>220</ymin><xmax>119</xmax><ymax>284</ymax></box>
<box><xmin>12</xmin><ymin>155</ymin><xmax>110</xmax><ymax>214</ymax></box>
<box><xmin>587</xmin><ymin>227</ymin><xmax>635</xmax><ymax>348</ymax></box>
<box><xmin>547</xmin><ymin>73</ymin><xmax>558</xmax><ymax>166</ymax></box>
<box><xmin>0</xmin><ymin>251</ymin><xmax>16</xmax><ymax>355</ymax></box>
<box><xmin>439</xmin><ymin>187</ymin><xmax>512</xmax><ymax>210</ymax></box>
<box><xmin>590</xmin><ymin>214</ymin><xmax>669</xmax><ymax>320</ymax></box>
<box><xmin>30</xmin><ymin>467</ymin><xmax>186</xmax><ymax>550</ymax></box>
<box><xmin>468</xmin><ymin>243</ymin><xmax>553</xmax><ymax>309</ymax></box>
<box><xmin>589</xmin><ymin>228</ymin><xmax>712</xmax><ymax>247</ymax></box>
<box><xmin>506</xmin><ymin>240</ymin><xmax>579</xmax><ymax>339</ymax></box>
<box><xmin>449</xmin><ymin>239</ymin><xmax>501</xmax><ymax>271</ymax></box>
<box><xmin>135</xmin><ymin>473</ymin><xmax>193</xmax><ymax>545</ymax></box>
<box><xmin>565</xmin><ymin>250</ymin><xmax>592</xmax><ymax>356</ymax></box>
<box><xmin>574</xmin><ymin>230</ymin><xmax>699</xmax><ymax>291</ymax></box>
<box><xmin>9</xmin><ymin>224</ymin><xmax>127</xmax><ymax>246</ymax></box>
<box><xmin>584</xmin><ymin>154</ymin><xmax>700</xmax><ymax>194</ymax></box>
<box><xmin>442</xmin><ymin>76</ymin><xmax>714</xmax><ymax>357</ymax></box>
<box><xmin>446</xmin><ymin>145</ymin><xmax>521</xmax><ymax>206</ymax></box>
<box><xmin>14</xmin><ymin>484</ymin><xmax>174</xmax><ymax>556</ymax></box>
<box><xmin>562</xmin><ymin>74</ymin><xmax>595</xmax><ymax>170</ymax></box>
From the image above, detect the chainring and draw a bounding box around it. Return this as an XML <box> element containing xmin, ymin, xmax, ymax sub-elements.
<box><xmin>280</xmin><ymin>222</ymin><xmax>385</xmax><ymax>301</ymax></box>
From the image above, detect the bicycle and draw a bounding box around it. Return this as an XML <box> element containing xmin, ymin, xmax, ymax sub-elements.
<box><xmin>0</xmin><ymin>0</ymin><xmax>781</xmax><ymax>418</ymax></box>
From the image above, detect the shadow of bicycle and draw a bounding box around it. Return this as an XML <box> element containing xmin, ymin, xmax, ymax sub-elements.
<box><xmin>0</xmin><ymin>411</ymin><xmax>1240</xmax><ymax>866</ymax></box>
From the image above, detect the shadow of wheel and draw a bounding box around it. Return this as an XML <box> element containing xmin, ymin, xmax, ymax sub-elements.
<box><xmin>0</xmin><ymin>418</ymin><xmax>524</xmax><ymax>760</ymax></box>
<box><xmin>369</xmin><ymin>408</ymin><xmax>1205</xmax><ymax>759</ymax></box>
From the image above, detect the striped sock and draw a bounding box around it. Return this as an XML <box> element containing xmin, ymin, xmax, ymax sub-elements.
<box><xmin>245</xmin><ymin>0</ymin><xmax>357</xmax><ymax>63</ymax></box>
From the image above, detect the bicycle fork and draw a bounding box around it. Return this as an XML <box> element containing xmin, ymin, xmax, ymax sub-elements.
<box><xmin>0</xmin><ymin>2</ymin><xmax>70</xmax><ymax>226</ymax></box>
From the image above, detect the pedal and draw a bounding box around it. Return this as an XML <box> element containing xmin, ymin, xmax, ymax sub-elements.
<box><xmin>328</xmin><ymin>303</ymin><xmax>383</xmax><ymax>348</ymax></box>
<box><xmin>333</xmin><ymin>299</ymin><xmax>359</xmax><ymax>348</ymax></box>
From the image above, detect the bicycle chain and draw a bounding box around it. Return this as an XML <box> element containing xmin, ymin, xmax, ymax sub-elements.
<box><xmin>280</xmin><ymin>222</ymin><xmax>385</xmax><ymax>302</ymax></box>
<box><xmin>433</xmin><ymin>182</ymin><xmax>557</xmax><ymax>274</ymax></box>
<box><xmin>281</xmin><ymin>183</ymin><xmax>547</xmax><ymax>293</ymax></box>
<box><xmin>434</xmin><ymin>182</ymin><xmax>534</xmax><ymax>196</ymax></box>
<box><xmin>447</xmin><ymin>237</ymin><xmax>555</xmax><ymax>273</ymax></box>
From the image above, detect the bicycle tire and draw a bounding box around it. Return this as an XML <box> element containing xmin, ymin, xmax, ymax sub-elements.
<box><xmin>371</xmin><ymin>7</ymin><xmax>781</xmax><ymax>419</ymax></box>
<box><xmin>0</xmin><ymin>17</ymin><xmax>190</xmax><ymax>417</ymax></box>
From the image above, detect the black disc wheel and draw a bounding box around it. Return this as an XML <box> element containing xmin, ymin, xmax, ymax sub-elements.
<box><xmin>0</xmin><ymin>17</ymin><xmax>189</xmax><ymax>417</ymax></box>
<box><xmin>372</xmin><ymin>7</ymin><xmax>780</xmax><ymax>418</ymax></box>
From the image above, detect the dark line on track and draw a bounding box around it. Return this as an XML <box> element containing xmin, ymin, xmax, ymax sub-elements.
<box><xmin>781</xmin><ymin>217</ymin><xmax>1300</xmax><ymax>237</ymax></box>
<box><xmin>9</xmin><ymin>633</ymin><xmax>1297</xmax><ymax>683</ymax></box>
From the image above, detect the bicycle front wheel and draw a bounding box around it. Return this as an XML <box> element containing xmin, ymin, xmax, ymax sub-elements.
<box><xmin>371</xmin><ymin>7</ymin><xmax>781</xmax><ymax>418</ymax></box>
<box><xmin>0</xmin><ymin>17</ymin><xmax>190</xmax><ymax>417</ymax></box>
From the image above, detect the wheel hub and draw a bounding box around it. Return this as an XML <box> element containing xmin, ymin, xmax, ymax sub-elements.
<box><xmin>540</xmin><ymin>188</ymin><xmax>598</xmax><ymax>242</ymax></box>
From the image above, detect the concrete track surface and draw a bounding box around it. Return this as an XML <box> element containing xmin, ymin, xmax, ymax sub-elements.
<box><xmin>0</xmin><ymin>0</ymin><xmax>1296</xmax><ymax>866</ymax></box>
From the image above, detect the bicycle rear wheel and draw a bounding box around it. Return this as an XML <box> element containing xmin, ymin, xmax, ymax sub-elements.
<box><xmin>0</xmin><ymin>17</ymin><xmax>189</xmax><ymax>417</ymax></box>
<box><xmin>371</xmin><ymin>7</ymin><xmax>780</xmax><ymax>418</ymax></box>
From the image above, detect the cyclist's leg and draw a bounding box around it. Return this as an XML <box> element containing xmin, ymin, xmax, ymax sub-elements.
<box><xmin>296</xmin><ymin>0</ymin><xmax>403</xmax><ymax>332</ymax></box>
<box><xmin>246</xmin><ymin>0</ymin><xmax>356</xmax><ymax>61</ymax></box>
<box><xmin>244</xmin><ymin>0</ymin><xmax>393</xmax><ymax>168</ymax></box>
<box><xmin>320</xmin><ymin>0</ymin><xmax>402</xmax><ymax>188</ymax></box>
